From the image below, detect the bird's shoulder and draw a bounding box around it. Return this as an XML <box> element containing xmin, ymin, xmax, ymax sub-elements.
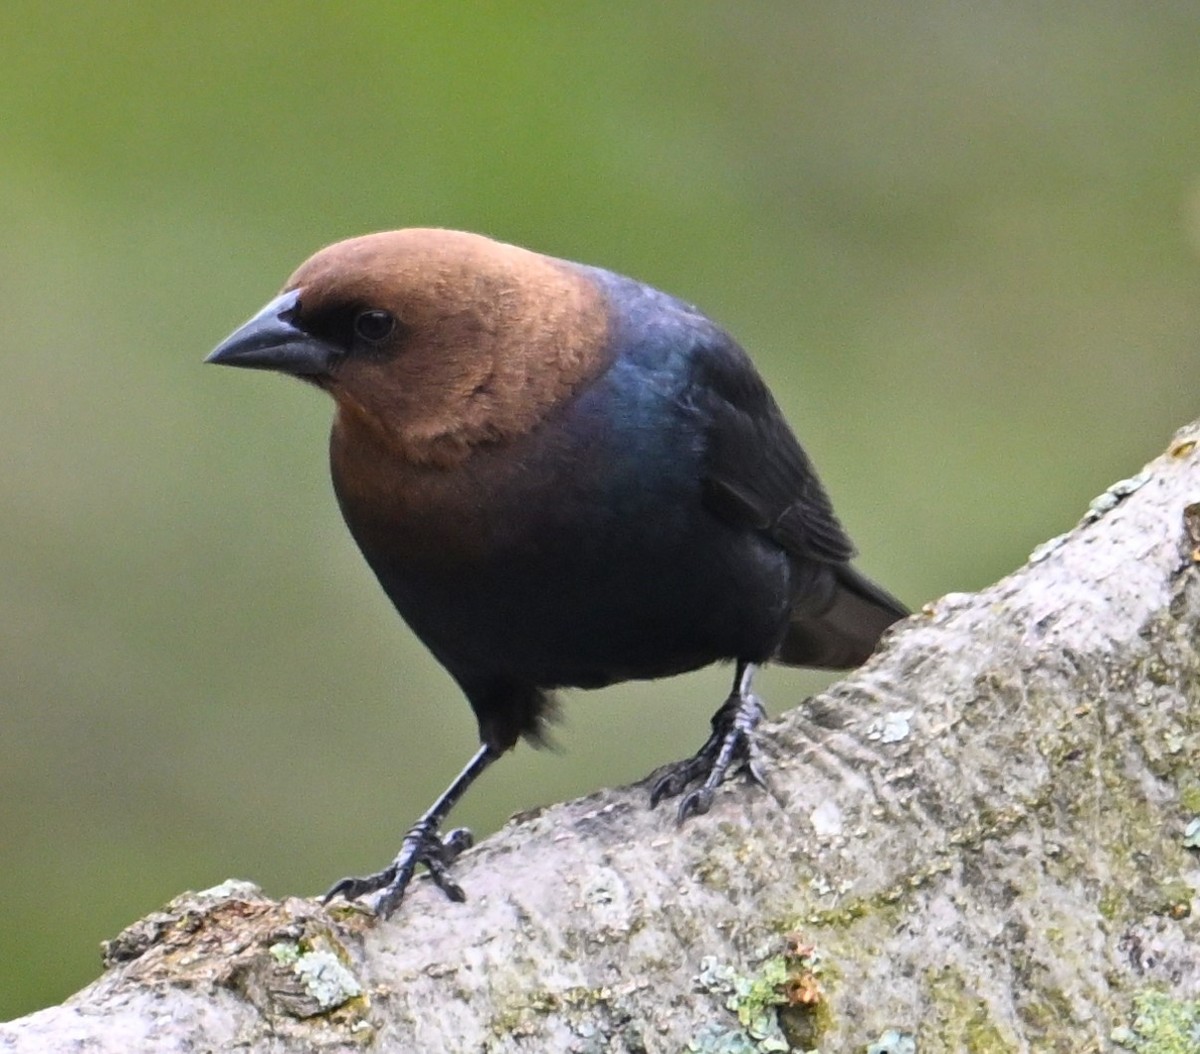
<box><xmin>584</xmin><ymin>266</ymin><xmax>855</xmax><ymax>565</ymax></box>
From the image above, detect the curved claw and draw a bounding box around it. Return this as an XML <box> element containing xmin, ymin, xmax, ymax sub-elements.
<box><xmin>650</xmin><ymin>764</ymin><xmax>704</xmax><ymax>809</ymax></box>
<box><xmin>422</xmin><ymin>860</ymin><xmax>466</xmax><ymax>904</ymax></box>
<box><xmin>322</xmin><ymin>867</ymin><xmax>397</xmax><ymax>906</ymax></box>
<box><xmin>648</xmin><ymin>662</ymin><xmax>768</xmax><ymax>822</ymax></box>
<box><xmin>321</xmin><ymin>822</ymin><xmax>475</xmax><ymax>918</ymax></box>
<box><xmin>441</xmin><ymin>826</ymin><xmax>475</xmax><ymax>860</ymax></box>
<box><xmin>422</xmin><ymin>827</ymin><xmax>473</xmax><ymax>903</ymax></box>
<box><xmin>742</xmin><ymin>752</ymin><xmax>768</xmax><ymax>790</ymax></box>
<box><xmin>676</xmin><ymin>787</ymin><xmax>714</xmax><ymax>823</ymax></box>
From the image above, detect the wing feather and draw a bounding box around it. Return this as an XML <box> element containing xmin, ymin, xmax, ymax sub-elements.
<box><xmin>688</xmin><ymin>337</ymin><xmax>854</xmax><ymax>565</ymax></box>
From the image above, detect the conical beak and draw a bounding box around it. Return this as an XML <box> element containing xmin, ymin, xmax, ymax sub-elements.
<box><xmin>206</xmin><ymin>290</ymin><xmax>334</xmax><ymax>376</ymax></box>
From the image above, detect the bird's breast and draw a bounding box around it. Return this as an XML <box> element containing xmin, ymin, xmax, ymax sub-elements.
<box><xmin>329</xmin><ymin>383</ymin><xmax>792</xmax><ymax>686</ymax></box>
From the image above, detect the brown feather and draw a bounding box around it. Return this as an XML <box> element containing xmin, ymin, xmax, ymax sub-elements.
<box><xmin>288</xmin><ymin>229</ymin><xmax>610</xmax><ymax>469</ymax></box>
<box><xmin>292</xmin><ymin>230</ymin><xmax>611</xmax><ymax>564</ymax></box>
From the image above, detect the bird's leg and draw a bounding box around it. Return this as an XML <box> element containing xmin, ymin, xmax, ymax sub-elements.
<box><xmin>649</xmin><ymin>660</ymin><xmax>767</xmax><ymax>823</ymax></box>
<box><xmin>322</xmin><ymin>743</ymin><xmax>498</xmax><ymax>918</ymax></box>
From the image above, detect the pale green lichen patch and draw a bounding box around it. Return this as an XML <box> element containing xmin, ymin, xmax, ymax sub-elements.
<box><xmin>867</xmin><ymin>1028</ymin><xmax>917</xmax><ymax>1054</ymax></box>
<box><xmin>1110</xmin><ymin>991</ymin><xmax>1200</xmax><ymax>1053</ymax></box>
<box><xmin>193</xmin><ymin>878</ymin><xmax>264</xmax><ymax>901</ymax></box>
<box><xmin>690</xmin><ymin>936</ymin><xmax>828</xmax><ymax>1053</ymax></box>
<box><xmin>263</xmin><ymin>930</ymin><xmax>367</xmax><ymax>1020</ymax></box>
<box><xmin>1028</xmin><ymin>533</ymin><xmax>1068</xmax><ymax>563</ymax></box>
<box><xmin>863</xmin><ymin>710</ymin><xmax>913</xmax><ymax>744</ymax></box>
<box><xmin>268</xmin><ymin>940</ymin><xmax>363</xmax><ymax>1012</ymax></box>
<box><xmin>486</xmin><ymin>982</ymin><xmax>645</xmax><ymax>1050</ymax></box>
<box><xmin>270</xmin><ymin>941</ymin><xmax>300</xmax><ymax>966</ymax></box>
<box><xmin>687</xmin><ymin>1021</ymin><xmax>787</xmax><ymax>1053</ymax></box>
<box><xmin>1183</xmin><ymin>817</ymin><xmax>1200</xmax><ymax>849</ymax></box>
<box><xmin>1080</xmin><ymin>470</ymin><xmax>1151</xmax><ymax>526</ymax></box>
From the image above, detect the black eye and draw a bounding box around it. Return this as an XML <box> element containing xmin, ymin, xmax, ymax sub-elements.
<box><xmin>354</xmin><ymin>309</ymin><xmax>396</xmax><ymax>344</ymax></box>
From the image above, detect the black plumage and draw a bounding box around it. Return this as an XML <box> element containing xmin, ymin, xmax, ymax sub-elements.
<box><xmin>207</xmin><ymin>229</ymin><xmax>908</xmax><ymax>916</ymax></box>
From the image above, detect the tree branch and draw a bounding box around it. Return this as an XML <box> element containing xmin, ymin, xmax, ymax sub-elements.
<box><xmin>5</xmin><ymin>425</ymin><xmax>1200</xmax><ymax>1053</ymax></box>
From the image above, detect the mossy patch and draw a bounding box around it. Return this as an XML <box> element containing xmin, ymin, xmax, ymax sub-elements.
<box><xmin>923</xmin><ymin>966</ymin><xmax>1017</xmax><ymax>1053</ymax></box>
<box><xmin>267</xmin><ymin>937</ymin><xmax>364</xmax><ymax>1016</ymax></box>
<box><xmin>1110</xmin><ymin>991</ymin><xmax>1200</xmax><ymax>1054</ymax></box>
<box><xmin>487</xmin><ymin>982</ymin><xmax>645</xmax><ymax>1051</ymax></box>
<box><xmin>691</xmin><ymin>934</ymin><xmax>829</xmax><ymax>1052</ymax></box>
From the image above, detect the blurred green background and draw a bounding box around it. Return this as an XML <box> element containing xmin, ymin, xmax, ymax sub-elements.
<box><xmin>3</xmin><ymin>2</ymin><xmax>1198</xmax><ymax>1020</ymax></box>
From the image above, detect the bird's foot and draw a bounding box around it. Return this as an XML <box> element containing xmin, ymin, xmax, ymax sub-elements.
<box><xmin>322</xmin><ymin>821</ymin><xmax>474</xmax><ymax>918</ymax></box>
<box><xmin>649</xmin><ymin>669</ymin><xmax>767</xmax><ymax>823</ymax></box>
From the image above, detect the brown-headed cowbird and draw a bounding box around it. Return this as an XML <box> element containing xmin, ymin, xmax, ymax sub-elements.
<box><xmin>207</xmin><ymin>229</ymin><xmax>907</xmax><ymax>917</ymax></box>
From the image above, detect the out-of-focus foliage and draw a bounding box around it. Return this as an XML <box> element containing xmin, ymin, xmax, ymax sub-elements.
<box><xmin>2</xmin><ymin>2</ymin><xmax>1197</xmax><ymax>1020</ymax></box>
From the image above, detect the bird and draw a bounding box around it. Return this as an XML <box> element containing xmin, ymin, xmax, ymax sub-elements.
<box><xmin>206</xmin><ymin>228</ymin><xmax>907</xmax><ymax>918</ymax></box>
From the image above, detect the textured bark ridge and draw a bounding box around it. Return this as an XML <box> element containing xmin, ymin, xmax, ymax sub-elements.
<box><xmin>4</xmin><ymin>426</ymin><xmax>1200</xmax><ymax>1054</ymax></box>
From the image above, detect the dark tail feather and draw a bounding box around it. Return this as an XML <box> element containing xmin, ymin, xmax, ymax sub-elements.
<box><xmin>779</xmin><ymin>564</ymin><xmax>908</xmax><ymax>670</ymax></box>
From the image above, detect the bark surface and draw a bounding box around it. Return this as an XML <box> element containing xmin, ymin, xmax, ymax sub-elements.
<box><xmin>4</xmin><ymin>426</ymin><xmax>1200</xmax><ymax>1054</ymax></box>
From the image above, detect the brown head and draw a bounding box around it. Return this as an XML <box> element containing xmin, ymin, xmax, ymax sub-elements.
<box><xmin>207</xmin><ymin>229</ymin><xmax>611</xmax><ymax>466</ymax></box>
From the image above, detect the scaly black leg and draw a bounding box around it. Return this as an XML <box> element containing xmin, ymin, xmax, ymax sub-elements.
<box><xmin>649</xmin><ymin>660</ymin><xmax>767</xmax><ymax>822</ymax></box>
<box><xmin>323</xmin><ymin>744</ymin><xmax>497</xmax><ymax>918</ymax></box>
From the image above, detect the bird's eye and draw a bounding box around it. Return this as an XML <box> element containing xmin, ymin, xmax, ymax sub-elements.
<box><xmin>354</xmin><ymin>309</ymin><xmax>396</xmax><ymax>343</ymax></box>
